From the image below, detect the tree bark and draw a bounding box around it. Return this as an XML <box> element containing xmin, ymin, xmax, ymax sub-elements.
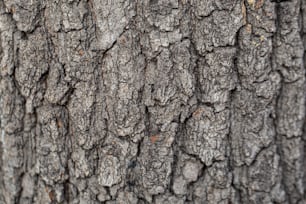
<box><xmin>0</xmin><ymin>0</ymin><xmax>305</xmax><ymax>203</ymax></box>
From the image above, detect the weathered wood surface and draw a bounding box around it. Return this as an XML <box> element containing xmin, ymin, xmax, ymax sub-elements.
<box><xmin>0</xmin><ymin>0</ymin><xmax>305</xmax><ymax>203</ymax></box>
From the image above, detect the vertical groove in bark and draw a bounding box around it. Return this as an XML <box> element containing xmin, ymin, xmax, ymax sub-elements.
<box><xmin>303</xmin><ymin>0</ymin><xmax>306</xmax><ymax>199</ymax></box>
<box><xmin>0</xmin><ymin>0</ymin><xmax>305</xmax><ymax>203</ymax></box>
<box><xmin>274</xmin><ymin>1</ymin><xmax>305</xmax><ymax>203</ymax></box>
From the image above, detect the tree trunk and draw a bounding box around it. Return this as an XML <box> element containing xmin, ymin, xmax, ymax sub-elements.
<box><xmin>0</xmin><ymin>0</ymin><xmax>305</xmax><ymax>203</ymax></box>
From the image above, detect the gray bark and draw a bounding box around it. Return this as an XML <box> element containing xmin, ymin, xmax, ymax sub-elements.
<box><xmin>0</xmin><ymin>0</ymin><xmax>305</xmax><ymax>203</ymax></box>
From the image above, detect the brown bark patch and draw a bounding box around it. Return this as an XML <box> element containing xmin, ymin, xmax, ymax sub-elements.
<box><xmin>192</xmin><ymin>108</ymin><xmax>204</xmax><ymax>119</ymax></box>
<box><xmin>150</xmin><ymin>135</ymin><xmax>159</xmax><ymax>144</ymax></box>
<box><xmin>78</xmin><ymin>50</ymin><xmax>84</xmax><ymax>56</ymax></box>
<box><xmin>255</xmin><ymin>0</ymin><xmax>265</xmax><ymax>9</ymax></box>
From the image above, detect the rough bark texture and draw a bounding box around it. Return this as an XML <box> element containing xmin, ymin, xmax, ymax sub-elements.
<box><xmin>0</xmin><ymin>0</ymin><xmax>305</xmax><ymax>203</ymax></box>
